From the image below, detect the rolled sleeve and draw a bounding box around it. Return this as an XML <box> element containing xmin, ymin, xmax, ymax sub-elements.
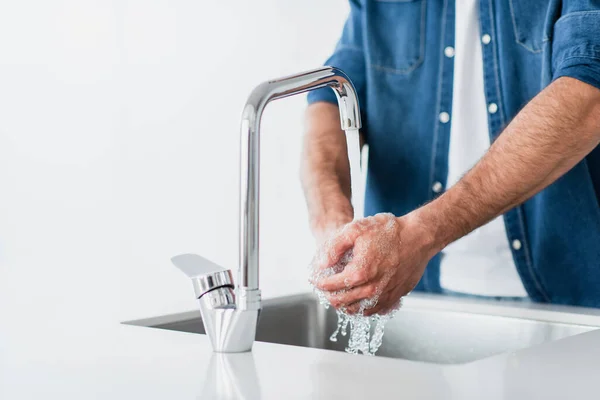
<box><xmin>307</xmin><ymin>0</ymin><xmax>366</xmax><ymax>108</ymax></box>
<box><xmin>552</xmin><ymin>11</ymin><xmax>600</xmax><ymax>90</ymax></box>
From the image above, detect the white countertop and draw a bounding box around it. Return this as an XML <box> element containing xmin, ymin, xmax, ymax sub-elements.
<box><xmin>2</xmin><ymin>292</ymin><xmax>600</xmax><ymax>399</ymax></box>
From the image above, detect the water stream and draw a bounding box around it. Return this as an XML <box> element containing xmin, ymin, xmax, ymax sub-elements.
<box><xmin>344</xmin><ymin>128</ymin><xmax>363</xmax><ymax>220</ymax></box>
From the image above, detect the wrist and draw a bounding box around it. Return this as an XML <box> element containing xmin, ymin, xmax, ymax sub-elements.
<box><xmin>310</xmin><ymin>210</ymin><xmax>353</xmax><ymax>243</ymax></box>
<box><xmin>404</xmin><ymin>202</ymin><xmax>453</xmax><ymax>257</ymax></box>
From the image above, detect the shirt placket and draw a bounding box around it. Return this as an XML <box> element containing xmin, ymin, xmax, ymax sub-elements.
<box><xmin>430</xmin><ymin>0</ymin><xmax>455</xmax><ymax>200</ymax></box>
<box><xmin>478</xmin><ymin>0</ymin><xmax>550</xmax><ymax>302</ymax></box>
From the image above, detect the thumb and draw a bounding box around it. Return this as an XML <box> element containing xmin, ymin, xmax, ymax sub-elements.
<box><xmin>315</xmin><ymin>222</ymin><xmax>361</xmax><ymax>271</ymax></box>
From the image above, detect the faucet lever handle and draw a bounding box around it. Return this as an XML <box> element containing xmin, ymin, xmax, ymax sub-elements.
<box><xmin>171</xmin><ymin>253</ymin><xmax>226</xmax><ymax>276</ymax></box>
<box><xmin>171</xmin><ymin>253</ymin><xmax>234</xmax><ymax>299</ymax></box>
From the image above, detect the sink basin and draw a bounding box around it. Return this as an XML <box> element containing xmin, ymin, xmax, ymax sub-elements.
<box><xmin>126</xmin><ymin>293</ymin><xmax>600</xmax><ymax>364</ymax></box>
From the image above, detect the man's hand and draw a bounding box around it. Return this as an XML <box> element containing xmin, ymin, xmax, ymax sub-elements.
<box><xmin>312</xmin><ymin>212</ymin><xmax>438</xmax><ymax>316</ymax></box>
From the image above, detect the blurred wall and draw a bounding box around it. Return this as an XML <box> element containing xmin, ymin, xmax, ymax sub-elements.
<box><xmin>0</xmin><ymin>0</ymin><xmax>348</xmax><ymax>321</ymax></box>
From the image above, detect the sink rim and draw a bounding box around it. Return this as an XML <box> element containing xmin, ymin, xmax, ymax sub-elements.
<box><xmin>123</xmin><ymin>292</ymin><xmax>600</xmax><ymax>329</ymax></box>
<box><xmin>123</xmin><ymin>292</ymin><xmax>600</xmax><ymax>365</ymax></box>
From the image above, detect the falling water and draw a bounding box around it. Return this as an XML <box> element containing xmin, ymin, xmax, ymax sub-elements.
<box><xmin>344</xmin><ymin>128</ymin><xmax>364</xmax><ymax>220</ymax></box>
<box><xmin>312</xmin><ymin>251</ymin><xmax>401</xmax><ymax>356</ymax></box>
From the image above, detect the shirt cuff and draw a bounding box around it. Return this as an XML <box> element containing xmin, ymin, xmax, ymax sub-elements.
<box><xmin>552</xmin><ymin>11</ymin><xmax>600</xmax><ymax>90</ymax></box>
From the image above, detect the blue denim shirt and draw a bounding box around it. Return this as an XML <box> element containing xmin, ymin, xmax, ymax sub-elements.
<box><xmin>307</xmin><ymin>0</ymin><xmax>600</xmax><ymax>307</ymax></box>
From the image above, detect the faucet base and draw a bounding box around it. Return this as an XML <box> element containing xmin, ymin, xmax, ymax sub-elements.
<box><xmin>200</xmin><ymin>307</ymin><xmax>260</xmax><ymax>353</ymax></box>
<box><xmin>197</xmin><ymin>287</ymin><xmax>261</xmax><ymax>353</ymax></box>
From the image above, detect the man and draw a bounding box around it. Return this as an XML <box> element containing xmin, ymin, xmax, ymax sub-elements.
<box><xmin>302</xmin><ymin>0</ymin><xmax>600</xmax><ymax>314</ymax></box>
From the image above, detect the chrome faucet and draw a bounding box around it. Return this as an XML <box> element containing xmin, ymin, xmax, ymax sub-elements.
<box><xmin>172</xmin><ymin>66</ymin><xmax>362</xmax><ymax>353</ymax></box>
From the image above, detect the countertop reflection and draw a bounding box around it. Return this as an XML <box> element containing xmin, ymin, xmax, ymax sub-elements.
<box><xmin>202</xmin><ymin>353</ymin><xmax>261</xmax><ymax>400</ymax></box>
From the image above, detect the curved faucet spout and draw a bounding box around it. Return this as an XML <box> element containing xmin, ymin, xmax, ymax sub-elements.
<box><xmin>173</xmin><ymin>67</ymin><xmax>362</xmax><ymax>354</ymax></box>
<box><xmin>238</xmin><ymin>66</ymin><xmax>362</xmax><ymax>308</ymax></box>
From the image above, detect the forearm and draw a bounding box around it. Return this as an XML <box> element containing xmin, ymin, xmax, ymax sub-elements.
<box><xmin>301</xmin><ymin>102</ymin><xmax>354</xmax><ymax>239</ymax></box>
<box><xmin>416</xmin><ymin>77</ymin><xmax>600</xmax><ymax>252</ymax></box>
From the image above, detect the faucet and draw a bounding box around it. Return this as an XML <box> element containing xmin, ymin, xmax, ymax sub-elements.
<box><xmin>172</xmin><ymin>66</ymin><xmax>362</xmax><ymax>353</ymax></box>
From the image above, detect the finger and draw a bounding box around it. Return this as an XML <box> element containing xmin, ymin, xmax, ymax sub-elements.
<box><xmin>345</xmin><ymin>301</ymin><xmax>362</xmax><ymax>315</ymax></box>
<box><xmin>363</xmin><ymin>302</ymin><xmax>384</xmax><ymax>317</ymax></box>
<box><xmin>315</xmin><ymin>240</ymin><xmax>379</xmax><ymax>291</ymax></box>
<box><xmin>309</xmin><ymin>249</ymin><xmax>353</xmax><ymax>286</ymax></box>
<box><xmin>311</xmin><ymin>237</ymin><xmax>352</xmax><ymax>275</ymax></box>
<box><xmin>315</xmin><ymin>260</ymin><xmax>372</xmax><ymax>292</ymax></box>
<box><xmin>363</xmin><ymin>292</ymin><xmax>403</xmax><ymax>317</ymax></box>
<box><xmin>326</xmin><ymin>284</ymin><xmax>377</xmax><ymax>309</ymax></box>
<box><xmin>314</xmin><ymin>223</ymin><xmax>363</xmax><ymax>270</ymax></box>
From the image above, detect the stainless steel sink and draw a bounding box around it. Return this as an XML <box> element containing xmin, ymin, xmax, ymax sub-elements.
<box><xmin>126</xmin><ymin>293</ymin><xmax>600</xmax><ymax>364</ymax></box>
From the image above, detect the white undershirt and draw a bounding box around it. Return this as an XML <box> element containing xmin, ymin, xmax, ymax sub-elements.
<box><xmin>439</xmin><ymin>0</ymin><xmax>527</xmax><ymax>297</ymax></box>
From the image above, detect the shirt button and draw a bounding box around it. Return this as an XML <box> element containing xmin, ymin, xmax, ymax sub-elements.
<box><xmin>432</xmin><ymin>182</ymin><xmax>443</xmax><ymax>193</ymax></box>
<box><xmin>444</xmin><ymin>46</ymin><xmax>455</xmax><ymax>58</ymax></box>
<box><xmin>439</xmin><ymin>112</ymin><xmax>450</xmax><ymax>124</ymax></box>
<box><xmin>488</xmin><ymin>103</ymin><xmax>498</xmax><ymax>114</ymax></box>
<box><xmin>481</xmin><ymin>34</ymin><xmax>492</xmax><ymax>45</ymax></box>
<box><xmin>512</xmin><ymin>239</ymin><xmax>522</xmax><ymax>251</ymax></box>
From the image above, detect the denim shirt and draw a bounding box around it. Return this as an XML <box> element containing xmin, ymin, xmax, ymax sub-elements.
<box><xmin>307</xmin><ymin>0</ymin><xmax>600</xmax><ymax>307</ymax></box>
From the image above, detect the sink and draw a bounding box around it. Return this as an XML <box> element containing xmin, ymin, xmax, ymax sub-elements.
<box><xmin>126</xmin><ymin>293</ymin><xmax>600</xmax><ymax>364</ymax></box>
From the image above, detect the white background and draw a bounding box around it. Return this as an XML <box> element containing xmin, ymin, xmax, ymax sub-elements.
<box><xmin>0</xmin><ymin>0</ymin><xmax>348</xmax><ymax>322</ymax></box>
